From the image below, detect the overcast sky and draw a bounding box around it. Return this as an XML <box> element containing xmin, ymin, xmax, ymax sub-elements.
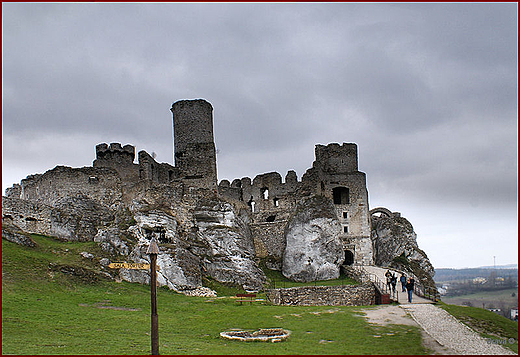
<box><xmin>2</xmin><ymin>3</ymin><xmax>517</xmax><ymax>269</ymax></box>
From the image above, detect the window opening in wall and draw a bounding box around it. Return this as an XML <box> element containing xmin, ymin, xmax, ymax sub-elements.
<box><xmin>344</xmin><ymin>250</ymin><xmax>354</xmax><ymax>265</ymax></box>
<box><xmin>343</xmin><ymin>212</ymin><xmax>348</xmax><ymax>219</ymax></box>
<box><xmin>321</xmin><ymin>181</ymin><xmax>325</xmax><ymax>192</ymax></box>
<box><xmin>273</xmin><ymin>198</ymin><xmax>279</xmax><ymax>207</ymax></box>
<box><xmin>333</xmin><ymin>187</ymin><xmax>350</xmax><ymax>205</ymax></box>
<box><xmin>261</xmin><ymin>187</ymin><xmax>269</xmax><ymax>200</ymax></box>
<box><xmin>343</xmin><ymin>226</ymin><xmax>349</xmax><ymax>233</ymax></box>
<box><xmin>248</xmin><ymin>196</ymin><xmax>255</xmax><ymax>212</ymax></box>
<box><xmin>266</xmin><ymin>215</ymin><xmax>276</xmax><ymax>222</ymax></box>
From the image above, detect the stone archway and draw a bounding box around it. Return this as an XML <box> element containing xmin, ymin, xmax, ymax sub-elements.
<box><xmin>344</xmin><ymin>250</ymin><xmax>354</xmax><ymax>265</ymax></box>
<box><xmin>369</xmin><ymin>207</ymin><xmax>393</xmax><ymax>218</ymax></box>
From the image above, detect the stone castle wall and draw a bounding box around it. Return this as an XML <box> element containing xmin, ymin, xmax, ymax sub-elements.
<box><xmin>219</xmin><ymin>142</ymin><xmax>372</xmax><ymax>267</ymax></box>
<box><xmin>16</xmin><ymin>166</ymin><xmax>123</xmax><ymax>207</ymax></box>
<box><xmin>2</xmin><ymin>196</ymin><xmax>53</xmax><ymax>237</ymax></box>
<box><xmin>4</xmin><ymin>99</ymin><xmax>374</xmax><ymax>270</ymax></box>
<box><xmin>266</xmin><ymin>283</ymin><xmax>375</xmax><ymax>306</ymax></box>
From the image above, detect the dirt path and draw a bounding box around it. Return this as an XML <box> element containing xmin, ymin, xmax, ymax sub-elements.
<box><xmin>357</xmin><ymin>304</ymin><xmax>515</xmax><ymax>355</ymax></box>
<box><xmin>357</xmin><ymin>305</ymin><xmax>455</xmax><ymax>355</ymax></box>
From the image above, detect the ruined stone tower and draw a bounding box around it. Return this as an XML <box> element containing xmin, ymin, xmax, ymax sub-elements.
<box><xmin>311</xmin><ymin>143</ymin><xmax>372</xmax><ymax>266</ymax></box>
<box><xmin>171</xmin><ymin>99</ymin><xmax>218</xmax><ymax>190</ymax></box>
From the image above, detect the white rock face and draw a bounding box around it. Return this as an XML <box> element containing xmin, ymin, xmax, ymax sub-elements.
<box><xmin>117</xmin><ymin>200</ymin><xmax>266</xmax><ymax>292</ymax></box>
<box><xmin>371</xmin><ymin>213</ymin><xmax>435</xmax><ymax>285</ymax></box>
<box><xmin>121</xmin><ymin>210</ymin><xmax>202</xmax><ymax>292</ymax></box>
<box><xmin>94</xmin><ymin>228</ymin><xmax>130</xmax><ymax>255</ymax></box>
<box><xmin>282</xmin><ymin>196</ymin><xmax>344</xmax><ymax>282</ymax></box>
<box><xmin>193</xmin><ymin>199</ymin><xmax>266</xmax><ymax>291</ymax></box>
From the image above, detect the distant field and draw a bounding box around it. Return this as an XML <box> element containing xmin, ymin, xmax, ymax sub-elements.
<box><xmin>442</xmin><ymin>289</ymin><xmax>518</xmax><ymax>308</ymax></box>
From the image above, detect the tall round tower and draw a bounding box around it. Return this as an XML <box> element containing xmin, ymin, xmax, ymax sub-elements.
<box><xmin>170</xmin><ymin>99</ymin><xmax>217</xmax><ymax>189</ymax></box>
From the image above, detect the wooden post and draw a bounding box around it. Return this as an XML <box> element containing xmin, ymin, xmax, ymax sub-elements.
<box><xmin>146</xmin><ymin>237</ymin><xmax>160</xmax><ymax>355</ymax></box>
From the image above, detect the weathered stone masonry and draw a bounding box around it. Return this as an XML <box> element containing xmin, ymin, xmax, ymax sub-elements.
<box><xmin>267</xmin><ymin>283</ymin><xmax>375</xmax><ymax>306</ymax></box>
<box><xmin>3</xmin><ymin>98</ymin><xmax>435</xmax><ymax>291</ymax></box>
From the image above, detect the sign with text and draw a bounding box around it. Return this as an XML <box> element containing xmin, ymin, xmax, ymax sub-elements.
<box><xmin>108</xmin><ymin>262</ymin><xmax>158</xmax><ymax>270</ymax></box>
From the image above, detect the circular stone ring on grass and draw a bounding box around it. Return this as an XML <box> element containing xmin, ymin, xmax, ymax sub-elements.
<box><xmin>220</xmin><ymin>328</ymin><xmax>290</xmax><ymax>342</ymax></box>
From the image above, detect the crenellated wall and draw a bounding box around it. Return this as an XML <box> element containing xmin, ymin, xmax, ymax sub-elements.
<box><xmin>93</xmin><ymin>143</ymin><xmax>139</xmax><ymax>183</ymax></box>
<box><xmin>219</xmin><ymin>142</ymin><xmax>372</xmax><ymax>267</ymax></box>
<box><xmin>4</xmin><ymin>99</ymin><xmax>374</xmax><ymax>271</ymax></box>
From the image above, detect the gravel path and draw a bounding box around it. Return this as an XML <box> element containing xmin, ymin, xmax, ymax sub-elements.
<box><xmin>400</xmin><ymin>304</ymin><xmax>515</xmax><ymax>355</ymax></box>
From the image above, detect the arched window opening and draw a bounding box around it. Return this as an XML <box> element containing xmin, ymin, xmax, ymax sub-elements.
<box><xmin>273</xmin><ymin>198</ymin><xmax>280</xmax><ymax>207</ymax></box>
<box><xmin>248</xmin><ymin>196</ymin><xmax>256</xmax><ymax>213</ymax></box>
<box><xmin>333</xmin><ymin>187</ymin><xmax>350</xmax><ymax>205</ymax></box>
<box><xmin>261</xmin><ymin>187</ymin><xmax>269</xmax><ymax>200</ymax></box>
<box><xmin>344</xmin><ymin>250</ymin><xmax>354</xmax><ymax>266</ymax></box>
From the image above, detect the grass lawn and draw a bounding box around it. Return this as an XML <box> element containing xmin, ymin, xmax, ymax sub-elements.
<box><xmin>2</xmin><ymin>235</ymin><xmax>430</xmax><ymax>355</ymax></box>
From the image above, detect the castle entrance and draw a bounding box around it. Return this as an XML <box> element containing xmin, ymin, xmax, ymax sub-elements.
<box><xmin>344</xmin><ymin>250</ymin><xmax>354</xmax><ymax>266</ymax></box>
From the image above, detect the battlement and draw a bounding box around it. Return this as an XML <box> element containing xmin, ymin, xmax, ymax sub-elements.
<box><xmin>171</xmin><ymin>99</ymin><xmax>213</xmax><ymax>112</ymax></box>
<box><xmin>95</xmin><ymin>143</ymin><xmax>135</xmax><ymax>160</ymax></box>
<box><xmin>314</xmin><ymin>142</ymin><xmax>358</xmax><ymax>174</ymax></box>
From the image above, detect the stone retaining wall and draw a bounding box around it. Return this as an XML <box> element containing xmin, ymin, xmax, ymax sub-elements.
<box><xmin>266</xmin><ymin>283</ymin><xmax>375</xmax><ymax>306</ymax></box>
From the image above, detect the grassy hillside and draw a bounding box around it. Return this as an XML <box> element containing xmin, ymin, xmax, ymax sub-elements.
<box><xmin>2</xmin><ymin>234</ymin><xmax>429</xmax><ymax>355</ymax></box>
<box><xmin>438</xmin><ymin>302</ymin><xmax>518</xmax><ymax>354</ymax></box>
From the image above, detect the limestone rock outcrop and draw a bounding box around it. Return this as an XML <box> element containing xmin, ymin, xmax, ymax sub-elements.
<box><xmin>282</xmin><ymin>196</ymin><xmax>344</xmax><ymax>282</ymax></box>
<box><xmin>2</xmin><ymin>222</ymin><xmax>36</xmax><ymax>248</ymax></box>
<box><xmin>192</xmin><ymin>198</ymin><xmax>265</xmax><ymax>291</ymax></box>
<box><xmin>371</xmin><ymin>209</ymin><xmax>435</xmax><ymax>287</ymax></box>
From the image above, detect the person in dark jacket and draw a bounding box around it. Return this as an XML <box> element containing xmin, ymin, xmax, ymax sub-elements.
<box><xmin>406</xmin><ymin>277</ymin><xmax>415</xmax><ymax>303</ymax></box>
<box><xmin>385</xmin><ymin>270</ymin><xmax>392</xmax><ymax>292</ymax></box>
<box><xmin>391</xmin><ymin>273</ymin><xmax>397</xmax><ymax>294</ymax></box>
<box><xmin>400</xmin><ymin>273</ymin><xmax>407</xmax><ymax>292</ymax></box>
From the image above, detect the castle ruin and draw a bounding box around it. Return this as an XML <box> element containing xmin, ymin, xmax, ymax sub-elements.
<box><xmin>3</xmin><ymin>98</ymin><xmax>434</xmax><ymax>291</ymax></box>
<box><xmin>6</xmin><ymin>99</ymin><xmax>372</xmax><ymax>267</ymax></box>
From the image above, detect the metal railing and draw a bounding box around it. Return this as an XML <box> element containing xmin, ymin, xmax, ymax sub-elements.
<box><xmin>349</xmin><ymin>265</ymin><xmax>399</xmax><ymax>302</ymax></box>
<box><xmin>352</xmin><ymin>265</ymin><xmax>438</xmax><ymax>303</ymax></box>
<box><xmin>414</xmin><ymin>283</ymin><xmax>440</xmax><ymax>302</ymax></box>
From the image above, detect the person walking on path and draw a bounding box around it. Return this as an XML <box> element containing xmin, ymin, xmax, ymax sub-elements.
<box><xmin>385</xmin><ymin>270</ymin><xmax>392</xmax><ymax>292</ymax></box>
<box><xmin>406</xmin><ymin>277</ymin><xmax>415</xmax><ymax>303</ymax></box>
<box><xmin>391</xmin><ymin>273</ymin><xmax>397</xmax><ymax>294</ymax></box>
<box><xmin>400</xmin><ymin>273</ymin><xmax>407</xmax><ymax>292</ymax></box>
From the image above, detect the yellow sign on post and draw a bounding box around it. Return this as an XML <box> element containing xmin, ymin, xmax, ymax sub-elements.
<box><xmin>108</xmin><ymin>262</ymin><xmax>156</xmax><ymax>270</ymax></box>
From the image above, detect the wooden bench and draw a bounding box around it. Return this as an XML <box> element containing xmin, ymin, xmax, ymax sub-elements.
<box><xmin>236</xmin><ymin>293</ymin><xmax>256</xmax><ymax>305</ymax></box>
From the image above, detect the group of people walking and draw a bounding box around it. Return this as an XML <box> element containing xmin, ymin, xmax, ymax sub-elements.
<box><xmin>385</xmin><ymin>270</ymin><xmax>415</xmax><ymax>303</ymax></box>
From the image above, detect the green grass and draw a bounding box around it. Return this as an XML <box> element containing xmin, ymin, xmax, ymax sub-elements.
<box><xmin>261</xmin><ymin>260</ymin><xmax>358</xmax><ymax>289</ymax></box>
<box><xmin>438</xmin><ymin>302</ymin><xmax>518</xmax><ymax>353</ymax></box>
<box><xmin>442</xmin><ymin>288</ymin><xmax>518</xmax><ymax>306</ymax></box>
<box><xmin>1</xmin><ymin>235</ymin><xmax>428</xmax><ymax>354</ymax></box>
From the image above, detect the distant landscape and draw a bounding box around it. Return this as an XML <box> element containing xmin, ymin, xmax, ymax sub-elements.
<box><xmin>434</xmin><ymin>265</ymin><xmax>518</xmax><ymax>283</ymax></box>
<box><xmin>434</xmin><ymin>265</ymin><xmax>518</xmax><ymax>320</ymax></box>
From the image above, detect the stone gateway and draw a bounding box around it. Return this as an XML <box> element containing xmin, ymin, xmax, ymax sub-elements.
<box><xmin>2</xmin><ymin>98</ymin><xmax>434</xmax><ymax>294</ymax></box>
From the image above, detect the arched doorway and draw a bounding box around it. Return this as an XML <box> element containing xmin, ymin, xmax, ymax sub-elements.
<box><xmin>344</xmin><ymin>250</ymin><xmax>354</xmax><ymax>265</ymax></box>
